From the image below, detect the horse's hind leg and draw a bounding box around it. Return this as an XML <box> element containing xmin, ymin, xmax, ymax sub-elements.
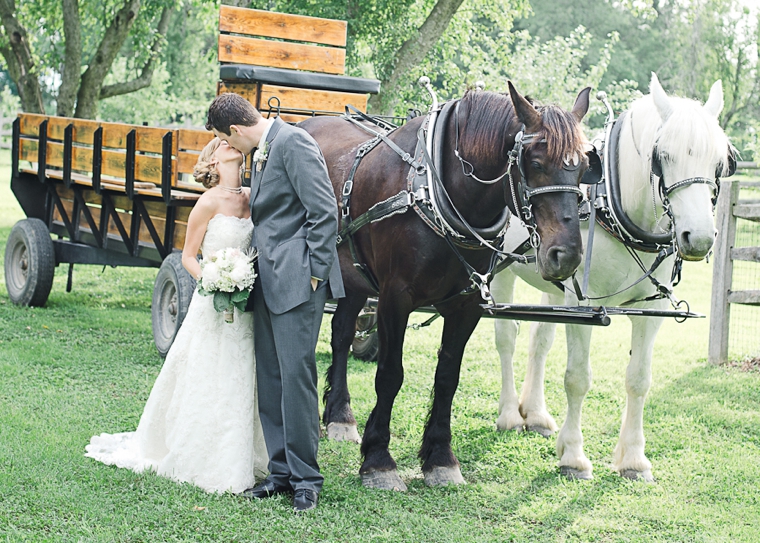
<box><xmin>420</xmin><ymin>302</ymin><xmax>483</xmax><ymax>486</ymax></box>
<box><xmin>492</xmin><ymin>270</ymin><xmax>525</xmax><ymax>432</ymax></box>
<box><xmin>324</xmin><ymin>291</ymin><xmax>367</xmax><ymax>443</ymax></box>
<box><xmin>613</xmin><ymin>312</ymin><xmax>663</xmax><ymax>482</ymax></box>
<box><xmin>520</xmin><ymin>290</ymin><xmax>563</xmax><ymax>437</ymax></box>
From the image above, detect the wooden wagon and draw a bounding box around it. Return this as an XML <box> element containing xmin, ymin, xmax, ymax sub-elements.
<box><xmin>4</xmin><ymin>6</ymin><xmax>381</xmax><ymax>356</ymax></box>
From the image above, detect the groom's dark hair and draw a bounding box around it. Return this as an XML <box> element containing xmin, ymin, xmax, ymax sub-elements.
<box><xmin>206</xmin><ymin>93</ymin><xmax>262</xmax><ymax>136</ymax></box>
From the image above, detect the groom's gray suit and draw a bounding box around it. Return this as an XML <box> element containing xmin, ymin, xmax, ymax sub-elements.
<box><xmin>249</xmin><ymin>117</ymin><xmax>344</xmax><ymax>494</ymax></box>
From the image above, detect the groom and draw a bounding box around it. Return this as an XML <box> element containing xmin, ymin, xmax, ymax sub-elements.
<box><xmin>206</xmin><ymin>93</ymin><xmax>344</xmax><ymax>512</ymax></box>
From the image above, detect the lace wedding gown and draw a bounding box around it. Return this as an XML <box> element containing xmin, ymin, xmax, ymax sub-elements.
<box><xmin>85</xmin><ymin>214</ymin><xmax>268</xmax><ymax>494</ymax></box>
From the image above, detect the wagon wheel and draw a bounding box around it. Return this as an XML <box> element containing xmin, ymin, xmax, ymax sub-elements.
<box><xmin>351</xmin><ymin>306</ymin><xmax>378</xmax><ymax>362</ymax></box>
<box><xmin>152</xmin><ymin>253</ymin><xmax>196</xmax><ymax>358</ymax></box>
<box><xmin>4</xmin><ymin>218</ymin><xmax>56</xmax><ymax>307</ymax></box>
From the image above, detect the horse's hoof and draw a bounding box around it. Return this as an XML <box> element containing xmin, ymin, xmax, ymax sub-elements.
<box><xmin>560</xmin><ymin>466</ymin><xmax>593</xmax><ymax>481</ymax></box>
<box><xmin>326</xmin><ymin>422</ymin><xmax>361</xmax><ymax>444</ymax></box>
<box><xmin>527</xmin><ymin>425</ymin><xmax>555</xmax><ymax>438</ymax></box>
<box><xmin>360</xmin><ymin>470</ymin><xmax>407</xmax><ymax>491</ymax></box>
<box><xmin>620</xmin><ymin>469</ymin><xmax>654</xmax><ymax>482</ymax></box>
<box><xmin>423</xmin><ymin>466</ymin><xmax>465</xmax><ymax>487</ymax></box>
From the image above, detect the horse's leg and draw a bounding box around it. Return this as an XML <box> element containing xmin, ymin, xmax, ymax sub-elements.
<box><xmin>520</xmin><ymin>290</ymin><xmax>562</xmax><ymax>437</ymax></box>
<box><xmin>359</xmin><ymin>295</ymin><xmax>410</xmax><ymax>491</ymax></box>
<box><xmin>492</xmin><ymin>270</ymin><xmax>525</xmax><ymax>432</ymax></box>
<box><xmin>324</xmin><ymin>291</ymin><xmax>368</xmax><ymax>443</ymax></box>
<box><xmin>612</xmin><ymin>313</ymin><xmax>663</xmax><ymax>482</ymax></box>
<box><xmin>420</xmin><ymin>302</ymin><xmax>482</xmax><ymax>486</ymax></box>
<box><xmin>556</xmin><ymin>322</ymin><xmax>594</xmax><ymax>480</ymax></box>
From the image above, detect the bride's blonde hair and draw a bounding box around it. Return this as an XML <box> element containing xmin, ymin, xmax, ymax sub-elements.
<box><xmin>193</xmin><ymin>138</ymin><xmax>222</xmax><ymax>189</ymax></box>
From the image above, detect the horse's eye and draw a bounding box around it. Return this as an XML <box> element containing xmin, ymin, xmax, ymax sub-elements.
<box><xmin>530</xmin><ymin>161</ymin><xmax>543</xmax><ymax>172</ymax></box>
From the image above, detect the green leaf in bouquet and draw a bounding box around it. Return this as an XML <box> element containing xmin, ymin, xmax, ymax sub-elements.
<box><xmin>231</xmin><ymin>289</ymin><xmax>250</xmax><ymax>304</ymax></box>
<box><xmin>213</xmin><ymin>291</ymin><xmax>232</xmax><ymax>312</ymax></box>
<box><xmin>197</xmin><ymin>285</ymin><xmax>212</xmax><ymax>297</ymax></box>
<box><xmin>232</xmin><ymin>299</ymin><xmax>248</xmax><ymax>312</ymax></box>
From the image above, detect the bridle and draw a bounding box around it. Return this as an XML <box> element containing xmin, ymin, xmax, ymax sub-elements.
<box><xmin>451</xmin><ymin>100</ymin><xmax>585</xmax><ymax>248</ymax></box>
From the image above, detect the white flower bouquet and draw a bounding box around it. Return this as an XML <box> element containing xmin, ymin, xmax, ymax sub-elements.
<box><xmin>197</xmin><ymin>247</ymin><xmax>257</xmax><ymax>323</ymax></box>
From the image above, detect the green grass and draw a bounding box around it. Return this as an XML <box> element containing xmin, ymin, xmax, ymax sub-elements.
<box><xmin>1</xmin><ymin>151</ymin><xmax>759</xmax><ymax>542</ymax></box>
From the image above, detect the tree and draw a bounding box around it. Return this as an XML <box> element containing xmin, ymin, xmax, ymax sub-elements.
<box><xmin>0</xmin><ymin>0</ymin><xmax>177</xmax><ymax>118</ymax></box>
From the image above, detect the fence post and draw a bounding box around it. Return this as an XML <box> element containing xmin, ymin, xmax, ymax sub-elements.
<box><xmin>708</xmin><ymin>180</ymin><xmax>740</xmax><ymax>365</ymax></box>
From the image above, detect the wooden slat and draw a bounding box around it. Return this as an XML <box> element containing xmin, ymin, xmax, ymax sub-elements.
<box><xmin>99</xmin><ymin>122</ymin><xmax>168</xmax><ymax>153</ymax></box>
<box><xmin>46</xmin><ymin>117</ymin><xmax>100</xmax><ymax>143</ymax></box>
<box><xmin>101</xmin><ymin>149</ymin><xmax>164</xmax><ymax>185</ymax></box>
<box><xmin>178</xmin><ymin>129</ymin><xmax>214</xmax><ymax>151</ymax></box>
<box><xmin>727</xmin><ymin>290</ymin><xmax>760</xmax><ymax>305</ymax></box>
<box><xmin>18</xmin><ymin>113</ymin><xmax>48</xmax><ymax>136</ymax></box>
<box><xmin>219</xmin><ymin>35</ymin><xmax>345</xmax><ymax>75</ymax></box>
<box><xmin>730</xmin><ymin>247</ymin><xmax>760</xmax><ymax>263</ymax></box>
<box><xmin>219</xmin><ymin>6</ymin><xmax>347</xmax><ymax>47</ymax></box>
<box><xmin>260</xmin><ymin>84</ymin><xmax>366</xmax><ymax>113</ymax></box>
<box><xmin>733</xmin><ymin>203</ymin><xmax>760</xmax><ymax>222</ymax></box>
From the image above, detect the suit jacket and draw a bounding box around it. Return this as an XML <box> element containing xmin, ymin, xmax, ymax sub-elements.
<box><xmin>250</xmin><ymin>117</ymin><xmax>344</xmax><ymax>315</ymax></box>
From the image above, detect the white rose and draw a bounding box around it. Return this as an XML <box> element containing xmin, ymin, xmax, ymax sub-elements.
<box><xmin>202</xmin><ymin>261</ymin><xmax>221</xmax><ymax>287</ymax></box>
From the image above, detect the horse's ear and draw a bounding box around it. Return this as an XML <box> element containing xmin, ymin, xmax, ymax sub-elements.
<box><xmin>650</xmin><ymin>72</ymin><xmax>673</xmax><ymax>121</ymax></box>
<box><xmin>704</xmin><ymin>79</ymin><xmax>724</xmax><ymax>118</ymax></box>
<box><xmin>508</xmin><ymin>81</ymin><xmax>541</xmax><ymax>131</ymax></box>
<box><xmin>571</xmin><ymin>87</ymin><xmax>591</xmax><ymax>122</ymax></box>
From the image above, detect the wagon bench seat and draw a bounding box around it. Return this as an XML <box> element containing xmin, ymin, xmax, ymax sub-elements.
<box><xmin>219</xmin><ymin>64</ymin><xmax>380</xmax><ymax>95</ymax></box>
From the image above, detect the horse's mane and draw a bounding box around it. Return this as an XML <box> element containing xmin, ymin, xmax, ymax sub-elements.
<box><xmin>458</xmin><ymin>90</ymin><xmax>587</xmax><ymax>166</ymax></box>
<box><xmin>621</xmin><ymin>93</ymin><xmax>731</xmax><ymax>207</ymax></box>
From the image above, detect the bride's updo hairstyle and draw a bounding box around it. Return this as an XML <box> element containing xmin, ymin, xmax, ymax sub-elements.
<box><xmin>193</xmin><ymin>137</ymin><xmax>222</xmax><ymax>189</ymax></box>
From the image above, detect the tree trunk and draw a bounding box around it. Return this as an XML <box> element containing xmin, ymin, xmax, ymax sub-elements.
<box><xmin>58</xmin><ymin>0</ymin><xmax>82</xmax><ymax>117</ymax></box>
<box><xmin>368</xmin><ymin>0</ymin><xmax>465</xmax><ymax>115</ymax></box>
<box><xmin>74</xmin><ymin>0</ymin><xmax>141</xmax><ymax>119</ymax></box>
<box><xmin>100</xmin><ymin>6</ymin><xmax>173</xmax><ymax>100</ymax></box>
<box><xmin>0</xmin><ymin>0</ymin><xmax>44</xmax><ymax>113</ymax></box>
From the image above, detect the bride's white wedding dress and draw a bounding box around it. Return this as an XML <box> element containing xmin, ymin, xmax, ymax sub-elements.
<box><xmin>85</xmin><ymin>214</ymin><xmax>268</xmax><ymax>494</ymax></box>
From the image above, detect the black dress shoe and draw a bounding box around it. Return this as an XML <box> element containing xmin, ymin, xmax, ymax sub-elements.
<box><xmin>293</xmin><ymin>488</ymin><xmax>318</xmax><ymax>512</ymax></box>
<box><xmin>241</xmin><ymin>479</ymin><xmax>293</xmax><ymax>499</ymax></box>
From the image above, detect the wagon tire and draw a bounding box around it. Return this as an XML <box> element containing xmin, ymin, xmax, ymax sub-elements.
<box><xmin>351</xmin><ymin>310</ymin><xmax>378</xmax><ymax>362</ymax></box>
<box><xmin>4</xmin><ymin>218</ymin><xmax>55</xmax><ymax>307</ymax></box>
<box><xmin>152</xmin><ymin>253</ymin><xmax>196</xmax><ymax>358</ymax></box>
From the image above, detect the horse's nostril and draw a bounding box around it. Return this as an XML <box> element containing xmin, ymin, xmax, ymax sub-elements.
<box><xmin>680</xmin><ymin>230</ymin><xmax>691</xmax><ymax>249</ymax></box>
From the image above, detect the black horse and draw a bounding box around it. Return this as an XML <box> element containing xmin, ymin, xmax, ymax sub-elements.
<box><xmin>301</xmin><ymin>83</ymin><xmax>591</xmax><ymax>489</ymax></box>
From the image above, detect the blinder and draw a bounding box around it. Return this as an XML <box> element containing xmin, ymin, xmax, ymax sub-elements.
<box><xmin>581</xmin><ymin>148</ymin><xmax>603</xmax><ymax>185</ymax></box>
<box><xmin>652</xmin><ymin>143</ymin><xmax>738</xmax><ymax>180</ymax></box>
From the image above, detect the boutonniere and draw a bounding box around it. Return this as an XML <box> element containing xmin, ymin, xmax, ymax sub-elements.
<box><xmin>253</xmin><ymin>141</ymin><xmax>269</xmax><ymax>172</ymax></box>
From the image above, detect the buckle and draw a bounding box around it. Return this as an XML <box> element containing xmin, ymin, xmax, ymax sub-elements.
<box><xmin>342</xmin><ymin>180</ymin><xmax>354</xmax><ymax>196</ymax></box>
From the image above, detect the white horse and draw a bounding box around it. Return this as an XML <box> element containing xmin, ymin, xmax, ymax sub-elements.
<box><xmin>492</xmin><ymin>73</ymin><xmax>734</xmax><ymax>481</ymax></box>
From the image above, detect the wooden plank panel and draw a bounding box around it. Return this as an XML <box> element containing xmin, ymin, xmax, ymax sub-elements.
<box><xmin>19</xmin><ymin>138</ymin><xmax>39</xmax><ymax>164</ymax></box>
<box><xmin>19</xmin><ymin>114</ymin><xmax>48</xmax><ymax>136</ymax></box>
<box><xmin>219</xmin><ymin>6</ymin><xmax>347</xmax><ymax>47</ymax></box>
<box><xmin>178</xmin><ymin>151</ymin><xmax>202</xmax><ymax>175</ymax></box>
<box><xmin>100</xmin><ymin>150</ymin><xmax>173</xmax><ymax>185</ymax></box>
<box><xmin>178</xmin><ymin>129</ymin><xmax>214</xmax><ymax>151</ymax></box>
<box><xmin>727</xmin><ymin>290</ymin><xmax>760</xmax><ymax>305</ymax></box>
<box><xmin>173</xmin><ymin>222</ymin><xmax>187</xmax><ymax>251</ymax></box>
<box><xmin>260</xmin><ymin>84</ymin><xmax>366</xmax><ymax>113</ymax></box>
<box><xmin>219</xmin><ymin>35</ymin><xmax>345</xmax><ymax>75</ymax></box>
<box><xmin>733</xmin><ymin>203</ymin><xmax>760</xmax><ymax>222</ymax></box>
<box><xmin>218</xmin><ymin>82</ymin><xmax>258</xmax><ymax>104</ymax></box>
<box><xmin>730</xmin><ymin>246</ymin><xmax>760</xmax><ymax>262</ymax></box>
<box><xmin>46</xmin><ymin>117</ymin><xmax>100</xmax><ymax>143</ymax></box>
<box><xmin>100</xmin><ymin>122</ymin><xmax>168</xmax><ymax>153</ymax></box>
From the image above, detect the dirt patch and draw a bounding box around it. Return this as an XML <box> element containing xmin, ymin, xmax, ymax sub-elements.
<box><xmin>724</xmin><ymin>356</ymin><xmax>760</xmax><ymax>373</ymax></box>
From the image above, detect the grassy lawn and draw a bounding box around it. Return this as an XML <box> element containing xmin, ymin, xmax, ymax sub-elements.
<box><xmin>1</xmin><ymin>150</ymin><xmax>759</xmax><ymax>542</ymax></box>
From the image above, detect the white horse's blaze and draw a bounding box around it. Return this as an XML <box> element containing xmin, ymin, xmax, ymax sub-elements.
<box><xmin>492</xmin><ymin>73</ymin><xmax>732</xmax><ymax>480</ymax></box>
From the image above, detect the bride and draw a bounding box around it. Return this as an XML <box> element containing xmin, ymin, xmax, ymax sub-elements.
<box><xmin>85</xmin><ymin>137</ymin><xmax>268</xmax><ymax>494</ymax></box>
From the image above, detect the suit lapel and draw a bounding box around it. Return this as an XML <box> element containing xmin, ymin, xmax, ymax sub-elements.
<box><xmin>250</xmin><ymin>117</ymin><xmax>285</xmax><ymax>203</ymax></box>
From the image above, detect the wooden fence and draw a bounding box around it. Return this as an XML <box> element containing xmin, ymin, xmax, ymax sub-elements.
<box><xmin>708</xmin><ymin>167</ymin><xmax>760</xmax><ymax>364</ymax></box>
